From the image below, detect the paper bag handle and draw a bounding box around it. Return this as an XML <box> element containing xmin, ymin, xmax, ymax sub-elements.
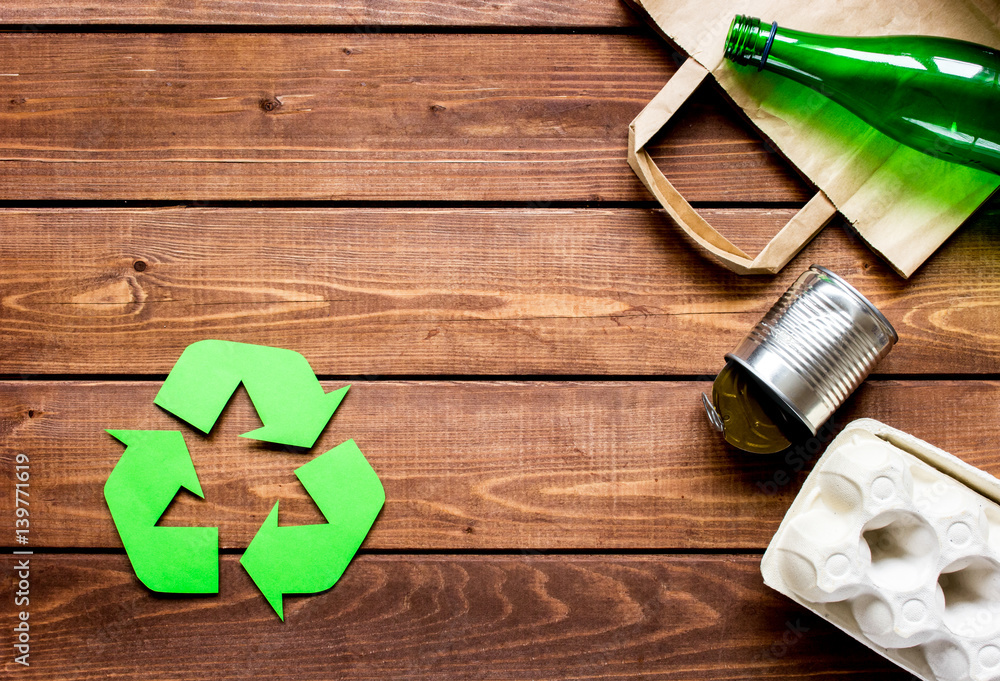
<box><xmin>627</xmin><ymin>58</ymin><xmax>838</xmax><ymax>275</ymax></box>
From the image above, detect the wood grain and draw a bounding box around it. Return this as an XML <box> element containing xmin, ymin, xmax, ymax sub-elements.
<box><xmin>0</xmin><ymin>0</ymin><xmax>640</xmax><ymax>26</ymax></box>
<box><xmin>2</xmin><ymin>206</ymin><xmax>999</xmax><ymax>375</ymax></box>
<box><xmin>0</xmin><ymin>9</ymin><xmax>989</xmax><ymax>681</ymax></box>
<box><xmin>0</xmin><ymin>33</ymin><xmax>808</xmax><ymax>202</ymax></box>
<box><xmin>2</xmin><ymin>379</ymin><xmax>998</xmax><ymax>550</ymax></box>
<box><xmin>0</xmin><ymin>553</ymin><xmax>911</xmax><ymax>680</ymax></box>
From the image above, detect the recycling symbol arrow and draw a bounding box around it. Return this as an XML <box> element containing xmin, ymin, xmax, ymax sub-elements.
<box><xmin>240</xmin><ymin>439</ymin><xmax>382</xmax><ymax>620</ymax></box>
<box><xmin>104</xmin><ymin>430</ymin><xmax>219</xmax><ymax>593</ymax></box>
<box><xmin>103</xmin><ymin>340</ymin><xmax>385</xmax><ymax>621</ymax></box>
<box><xmin>153</xmin><ymin>339</ymin><xmax>349</xmax><ymax>449</ymax></box>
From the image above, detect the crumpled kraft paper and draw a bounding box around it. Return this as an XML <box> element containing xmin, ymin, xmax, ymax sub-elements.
<box><xmin>628</xmin><ymin>0</ymin><xmax>1000</xmax><ymax>277</ymax></box>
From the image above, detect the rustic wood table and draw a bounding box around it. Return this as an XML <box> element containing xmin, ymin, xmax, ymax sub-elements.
<box><xmin>2</xmin><ymin>2</ymin><xmax>998</xmax><ymax>679</ymax></box>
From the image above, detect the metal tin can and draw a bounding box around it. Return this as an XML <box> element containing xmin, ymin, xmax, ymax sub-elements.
<box><xmin>725</xmin><ymin>265</ymin><xmax>897</xmax><ymax>436</ymax></box>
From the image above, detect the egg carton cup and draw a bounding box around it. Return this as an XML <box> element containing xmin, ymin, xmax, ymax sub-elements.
<box><xmin>762</xmin><ymin>418</ymin><xmax>1000</xmax><ymax>681</ymax></box>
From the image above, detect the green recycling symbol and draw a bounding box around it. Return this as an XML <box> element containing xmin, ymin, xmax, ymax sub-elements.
<box><xmin>103</xmin><ymin>340</ymin><xmax>385</xmax><ymax>621</ymax></box>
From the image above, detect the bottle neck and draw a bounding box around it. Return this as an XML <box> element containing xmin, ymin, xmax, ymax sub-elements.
<box><xmin>724</xmin><ymin>15</ymin><xmax>777</xmax><ymax>70</ymax></box>
<box><xmin>724</xmin><ymin>16</ymin><xmax>845</xmax><ymax>90</ymax></box>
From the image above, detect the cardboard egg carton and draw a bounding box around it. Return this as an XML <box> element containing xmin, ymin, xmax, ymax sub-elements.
<box><xmin>762</xmin><ymin>419</ymin><xmax>1000</xmax><ymax>681</ymax></box>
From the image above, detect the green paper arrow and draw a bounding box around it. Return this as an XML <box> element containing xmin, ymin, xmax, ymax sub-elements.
<box><xmin>153</xmin><ymin>339</ymin><xmax>348</xmax><ymax>448</ymax></box>
<box><xmin>240</xmin><ymin>439</ymin><xmax>385</xmax><ymax>620</ymax></box>
<box><xmin>104</xmin><ymin>430</ymin><xmax>219</xmax><ymax>593</ymax></box>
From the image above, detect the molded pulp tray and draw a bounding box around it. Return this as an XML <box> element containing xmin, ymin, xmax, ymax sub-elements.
<box><xmin>761</xmin><ymin>418</ymin><xmax>1000</xmax><ymax>681</ymax></box>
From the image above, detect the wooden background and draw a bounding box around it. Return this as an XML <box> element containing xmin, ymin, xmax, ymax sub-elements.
<box><xmin>2</xmin><ymin>2</ymin><xmax>998</xmax><ymax>678</ymax></box>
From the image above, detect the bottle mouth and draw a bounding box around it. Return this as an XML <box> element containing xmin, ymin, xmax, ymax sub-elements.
<box><xmin>724</xmin><ymin>14</ymin><xmax>768</xmax><ymax>67</ymax></box>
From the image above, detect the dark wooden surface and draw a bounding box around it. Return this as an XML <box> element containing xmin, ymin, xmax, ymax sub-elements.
<box><xmin>1</xmin><ymin>2</ymin><xmax>997</xmax><ymax>679</ymax></box>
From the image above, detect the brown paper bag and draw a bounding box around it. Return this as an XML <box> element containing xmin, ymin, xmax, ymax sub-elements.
<box><xmin>627</xmin><ymin>0</ymin><xmax>1000</xmax><ymax>277</ymax></box>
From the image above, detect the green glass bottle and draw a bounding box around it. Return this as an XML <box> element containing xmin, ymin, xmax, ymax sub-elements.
<box><xmin>724</xmin><ymin>15</ymin><xmax>1000</xmax><ymax>175</ymax></box>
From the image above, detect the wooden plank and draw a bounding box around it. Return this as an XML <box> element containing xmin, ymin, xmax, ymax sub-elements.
<box><xmin>0</xmin><ymin>33</ymin><xmax>807</xmax><ymax>202</ymax></box>
<box><xmin>1</xmin><ymin>0</ymin><xmax>640</xmax><ymax>27</ymax></box>
<box><xmin>2</xmin><ymin>206</ymin><xmax>999</xmax><ymax>375</ymax></box>
<box><xmin>0</xmin><ymin>553</ymin><xmax>912</xmax><ymax>680</ymax></box>
<box><xmin>2</xmin><ymin>379</ymin><xmax>998</xmax><ymax>550</ymax></box>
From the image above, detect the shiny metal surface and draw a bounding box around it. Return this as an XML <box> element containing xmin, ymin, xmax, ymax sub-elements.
<box><xmin>725</xmin><ymin>265</ymin><xmax>897</xmax><ymax>435</ymax></box>
<box><xmin>702</xmin><ymin>392</ymin><xmax>725</xmax><ymax>433</ymax></box>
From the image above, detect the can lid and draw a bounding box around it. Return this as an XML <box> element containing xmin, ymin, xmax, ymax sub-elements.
<box><xmin>707</xmin><ymin>361</ymin><xmax>795</xmax><ymax>454</ymax></box>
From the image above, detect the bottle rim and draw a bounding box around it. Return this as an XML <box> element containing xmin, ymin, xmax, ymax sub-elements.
<box><xmin>725</xmin><ymin>14</ymin><xmax>768</xmax><ymax>67</ymax></box>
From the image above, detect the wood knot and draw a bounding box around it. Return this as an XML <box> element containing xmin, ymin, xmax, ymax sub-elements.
<box><xmin>343</xmin><ymin>47</ymin><xmax>353</xmax><ymax>55</ymax></box>
<box><xmin>133</xmin><ymin>260</ymin><xmax>147</xmax><ymax>272</ymax></box>
<box><xmin>260</xmin><ymin>97</ymin><xmax>282</xmax><ymax>113</ymax></box>
<box><xmin>429</xmin><ymin>104</ymin><xmax>446</xmax><ymax>113</ymax></box>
